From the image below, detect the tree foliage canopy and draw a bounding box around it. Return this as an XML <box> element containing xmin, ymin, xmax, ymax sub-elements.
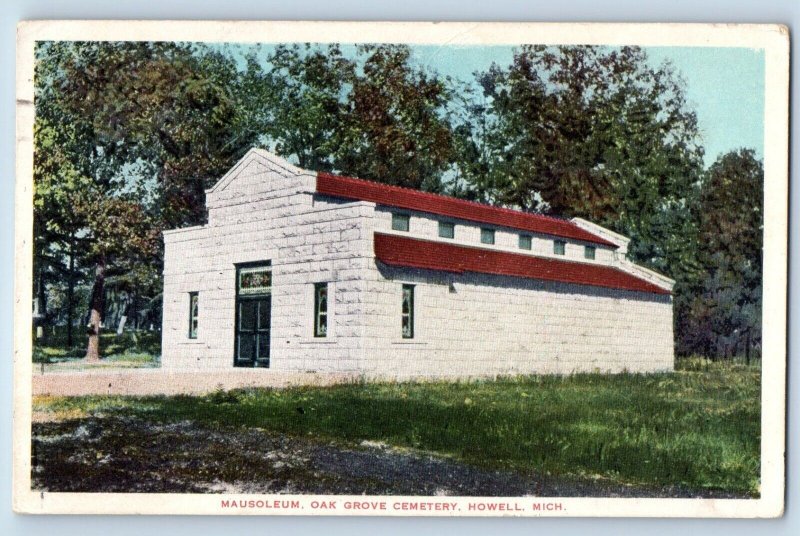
<box><xmin>243</xmin><ymin>44</ymin><xmax>455</xmax><ymax>191</ymax></box>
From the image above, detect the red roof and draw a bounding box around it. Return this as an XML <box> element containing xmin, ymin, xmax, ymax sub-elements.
<box><xmin>374</xmin><ymin>233</ymin><xmax>670</xmax><ymax>295</ymax></box>
<box><xmin>316</xmin><ymin>172</ymin><xmax>617</xmax><ymax>248</ymax></box>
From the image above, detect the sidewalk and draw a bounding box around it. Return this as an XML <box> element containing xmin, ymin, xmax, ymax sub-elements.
<box><xmin>32</xmin><ymin>368</ymin><xmax>360</xmax><ymax>397</ymax></box>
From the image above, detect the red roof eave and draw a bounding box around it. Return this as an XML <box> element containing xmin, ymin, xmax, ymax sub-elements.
<box><xmin>373</xmin><ymin>233</ymin><xmax>670</xmax><ymax>296</ymax></box>
<box><xmin>316</xmin><ymin>172</ymin><xmax>618</xmax><ymax>248</ymax></box>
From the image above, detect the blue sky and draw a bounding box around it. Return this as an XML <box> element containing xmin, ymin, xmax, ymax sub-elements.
<box><xmin>230</xmin><ymin>43</ymin><xmax>765</xmax><ymax>168</ymax></box>
<box><xmin>636</xmin><ymin>47</ymin><xmax>764</xmax><ymax>167</ymax></box>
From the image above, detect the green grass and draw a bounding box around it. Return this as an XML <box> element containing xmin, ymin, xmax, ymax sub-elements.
<box><xmin>33</xmin><ymin>327</ymin><xmax>160</xmax><ymax>365</ymax></box>
<box><xmin>34</xmin><ymin>360</ymin><xmax>761</xmax><ymax>496</ymax></box>
<box><xmin>33</xmin><ymin>353</ymin><xmax>161</xmax><ymax>372</ymax></box>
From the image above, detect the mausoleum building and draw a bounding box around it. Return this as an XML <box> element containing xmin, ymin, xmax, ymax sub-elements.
<box><xmin>161</xmin><ymin>149</ymin><xmax>674</xmax><ymax>377</ymax></box>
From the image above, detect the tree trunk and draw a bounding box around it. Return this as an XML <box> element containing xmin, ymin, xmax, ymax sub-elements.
<box><xmin>117</xmin><ymin>315</ymin><xmax>127</xmax><ymax>335</ymax></box>
<box><xmin>35</xmin><ymin>269</ymin><xmax>46</xmax><ymax>340</ymax></box>
<box><xmin>85</xmin><ymin>257</ymin><xmax>106</xmax><ymax>362</ymax></box>
<box><xmin>745</xmin><ymin>329</ymin><xmax>751</xmax><ymax>366</ymax></box>
<box><xmin>131</xmin><ymin>292</ymin><xmax>138</xmax><ymax>330</ymax></box>
<box><xmin>116</xmin><ymin>291</ymin><xmax>130</xmax><ymax>335</ymax></box>
<box><xmin>66</xmin><ymin>235</ymin><xmax>75</xmax><ymax>347</ymax></box>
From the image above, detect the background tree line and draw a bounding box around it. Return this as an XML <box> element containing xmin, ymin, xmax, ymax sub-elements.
<box><xmin>32</xmin><ymin>41</ymin><xmax>763</xmax><ymax>361</ymax></box>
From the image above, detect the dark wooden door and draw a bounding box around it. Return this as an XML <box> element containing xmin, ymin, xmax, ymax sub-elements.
<box><xmin>235</xmin><ymin>295</ymin><xmax>271</xmax><ymax>367</ymax></box>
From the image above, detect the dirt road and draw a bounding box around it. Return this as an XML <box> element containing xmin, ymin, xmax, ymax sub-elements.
<box><xmin>32</xmin><ymin>368</ymin><xmax>357</xmax><ymax>397</ymax></box>
<box><xmin>31</xmin><ymin>416</ymin><xmax>747</xmax><ymax>498</ymax></box>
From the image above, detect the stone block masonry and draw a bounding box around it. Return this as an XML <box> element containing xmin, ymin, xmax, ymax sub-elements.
<box><xmin>161</xmin><ymin>149</ymin><xmax>674</xmax><ymax>376</ymax></box>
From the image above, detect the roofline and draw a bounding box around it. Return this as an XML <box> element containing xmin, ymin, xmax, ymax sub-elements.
<box><xmin>618</xmin><ymin>260</ymin><xmax>676</xmax><ymax>290</ymax></box>
<box><xmin>374</xmin><ymin>232</ymin><xmax>671</xmax><ymax>296</ymax></box>
<box><xmin>317</xmin><ymin>172</ymin><xmax>619</xmax><ymax>248</ymax></box>
<box><xmin>193</xmin><ymin>148</ymin><xmax>624</xmax><ymax>248</ymax></box>
<box><xmin>570</xmin><ymin>217</ymin><xmax>631</xmax><ymax>249</ymax></box>
<box><xmin>163</xmin><ymin>224</ymin><xmax>205</xmax><ymax>236</ymax></box>
<box><xmin>205</xmin><ymin>148</ymin><xmax>309</xmax><ymax>195</ymax></box>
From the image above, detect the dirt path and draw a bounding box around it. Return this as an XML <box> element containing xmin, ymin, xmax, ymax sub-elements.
<box><xmin>32</xmin><ymin>369</ymin><xmax>358</xmax><ymax>397</ymax></box>
<box><xmin>31</xmin><ymin>416</ymin><xmax>747</xmax><ymax>498</ymax></box>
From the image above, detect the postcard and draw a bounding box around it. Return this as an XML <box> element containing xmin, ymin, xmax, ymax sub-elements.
<box><xmin>13</xmin><ymin>20</ymin><xmax>789</xmax><ymax>517</ymax></box>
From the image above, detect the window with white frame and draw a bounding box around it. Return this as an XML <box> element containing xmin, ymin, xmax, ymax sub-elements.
<box><xmin>392</xmin><ymin>213</ymin><xmax>410</xmax><ymax>232</ymax></box>
<box><xmin>401</xmin><ymin>284</ymin><xmax>414</xmax><ymax>339</ymax></box>
<box><xmin>554</xmin><ymin>239</ymin><xmax>566</xmax><ymax>255</ymax></box>
<box><xmin>314</xmin><ymin>283</ymin><xmax>328</xmax><ymax>337</ymax></box>
<box><xmin>439</xmin><ymin>221</ymin><xmax>455</xmax><ymax>239</ymax></box>
<box><xmin>188</xmin><ymin>292</ymin><xmax>199</xmax><ymax>339</ymax></box>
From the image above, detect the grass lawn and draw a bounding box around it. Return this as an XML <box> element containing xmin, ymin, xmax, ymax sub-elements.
<box><xmin>33</xmin><ymin>359</ymin><xmax>760</xmax><ymax>496</ymax></box>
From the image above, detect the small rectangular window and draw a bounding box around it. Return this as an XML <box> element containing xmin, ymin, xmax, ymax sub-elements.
<box><xmin>584</xmin><ymin>245</ymin><xmax>596</xmax><ymax>260</ymax></box>
<box><xmin>519</xmin><ymin>234</ymin><xmax>532</xmax><ymax>250</ymax></box>
<box><xmin>314</xmin><ymin>283</ymin><xmax>328</xmax><ymax>337</ymax></box>
<box><xmin>391</xmin><ymin>213</ymin><xmax>410</xmax><ymax>232</ymax></box>
<box><xmin>188</xmin><ymin>292</ymin><xmax>198</xmax><ymax>339</ymax></box>
<box><xmin>554</xmin><ymin>240</ymin><xmax>566</xmax><ymax>255</ymax></box>
<box><xmin>439</xmin><ymin>221</ymin><xmax>455</xmax><ymax>239</ymax></box>
<box><xmin>480</xmin><ymin>228</ymin><xmax>495</xmax><ymax>245</ymax></box>
<box><xmin>401</xmin><ymin>284</ymin><xmax>414</xmax><ymax>339</ymax></box>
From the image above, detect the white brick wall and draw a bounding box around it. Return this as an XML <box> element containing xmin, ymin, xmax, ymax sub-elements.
<box><xmin>162</xmin><ymin>150</ymin><xmax>674</xmax><ymax>376</ymax></box>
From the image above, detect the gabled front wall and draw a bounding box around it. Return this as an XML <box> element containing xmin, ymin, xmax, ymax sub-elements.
<box><xmin>162</xmin><ymin>155</ymin><xmax>374</xmax><ymax>371</ymax></box>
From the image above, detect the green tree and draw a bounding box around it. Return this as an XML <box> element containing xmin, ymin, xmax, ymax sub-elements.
<box><xmin>33</xmin><ymin>41</ymin><xmax>128</xmax><ymax>350</ymax></box>
<box><xmin>689</xmin><ymin>149</ymin><xmax>763</xmax><ymax>360</ymax></box>
<box><xmin>243</xmin><ymin>43</ymin><xmax>354</xmax><ymax>172</ymax></box>
<box><xmin>32</xmin><ymin>114</ymin><xmax>91</xmax><ymax>347</ymax></box>
<box><xmin>335</xmin><ymin>44</ymin><xmax>454</xmax><ymax>191</ymax></box>
<box><xmin>242</xmin><ymin>44</ymin><xmax>455</xmax><ymax>191</ymax></box>
<box><xmin>34</xmin><ymin>41</ymin><xmax>255</xmax><ymax>359</ymax></box>
<box><xmin>461</xmin><ymin>45</ymin><xmax>704</xmax><ymax>221</ymax></box>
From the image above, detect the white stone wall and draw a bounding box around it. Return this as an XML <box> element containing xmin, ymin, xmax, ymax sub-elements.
<box><xmin>359</xmin><ymin>264</ymin><xmax>674</xmax><ymax>379</ymax></box>
<box><xmin>162</xmin><ymin>155</ymin><xmax>375</xmax><ymax>371</ymax></box>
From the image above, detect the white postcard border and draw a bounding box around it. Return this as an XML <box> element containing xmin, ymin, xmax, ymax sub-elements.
<box><xmin>13</xmin><ymin>20</ymin><xmax>789</xmax><ymax>518</ymax></box>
